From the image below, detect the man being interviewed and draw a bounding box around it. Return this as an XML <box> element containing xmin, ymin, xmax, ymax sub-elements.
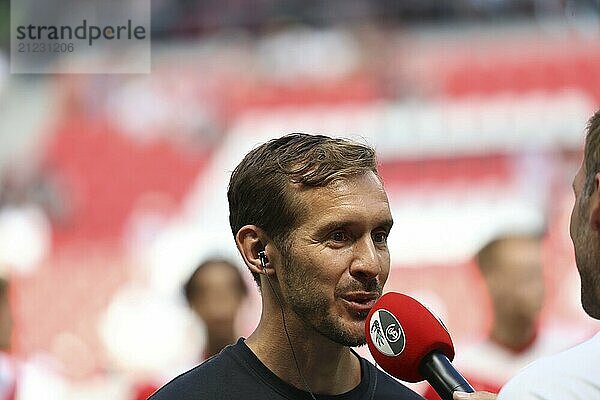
<box><xmin>150</xmin><ymin>133</ymin><xmax>423</xmax><ymax>399</ymax></box>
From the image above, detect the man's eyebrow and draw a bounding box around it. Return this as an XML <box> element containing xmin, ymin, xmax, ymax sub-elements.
<box><xmin>317</xmin><ymin>218</ymin><xmax>394</xmax><ymax>234</ymax></box>
<box><xmin>316</xmin><ymin>220</ymin><xmax>349</xmax><ymax>234</ymax></box>
<box><xmin>378</xmin><ymin>218</ymin><xmax>394</xmax><ymax>231</ymax></box>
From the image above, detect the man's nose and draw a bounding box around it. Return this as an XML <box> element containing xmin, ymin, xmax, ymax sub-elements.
<box><xmin>349</xmin><ymin>236</ymin><xmax>381</xmax><ymax>280</ymax></box>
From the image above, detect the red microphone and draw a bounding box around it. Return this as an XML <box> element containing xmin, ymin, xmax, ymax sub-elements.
<box><xmin>365</xmin><ymin>292</ymin><xmax>474</xmax><ymax>400</ymax></box>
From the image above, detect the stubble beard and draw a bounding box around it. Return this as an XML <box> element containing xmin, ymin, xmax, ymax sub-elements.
<box><xmin>574</xmin><ymin>203</ymin><xmax>600</xmax><ymax>320</ymax></box>
<box><xmin>279</xmin><ymin>247</ymin><xmax>377</xmax><ymax>347</ymax></box>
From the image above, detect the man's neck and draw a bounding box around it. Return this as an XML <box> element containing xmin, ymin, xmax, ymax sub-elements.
<box><xmin>490</xmin><ymin>319</ymin><xmax>537</xmax><ymax>352</ymax></box>
<box><xmin>204</xmin><ymin>331</ymin><xmax>237</xmax><ymax>359</ymax></box>
<box><xmin>245</xmin><ymin>312</ymin><xmax>362</xmax><ymax>395</ymax></box>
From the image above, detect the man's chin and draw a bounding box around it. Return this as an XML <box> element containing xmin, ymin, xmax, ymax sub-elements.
<box><xmin>315</xmin><ymin>311</ymin><xmax>369</xmax><ymax>347</ymax></box>
<box><xmin>339</xmin><ymin>323</ymin><xmax>367</xmax><ymax>347</ymax></box>
<box><xmin>337</xmin><ymin>334</ymin><xmax>367</xmax><ymax>347</ymax></box>
<box><xmin>582</xmin><ymin>291</ymin><xmax>600</xmax><ymax>319</ymax></box>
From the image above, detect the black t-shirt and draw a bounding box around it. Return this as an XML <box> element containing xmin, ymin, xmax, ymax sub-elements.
<box><xmin>149</xmin><ymin>338</ymin><xmax>424</xmax><ymax>400</ymax></box>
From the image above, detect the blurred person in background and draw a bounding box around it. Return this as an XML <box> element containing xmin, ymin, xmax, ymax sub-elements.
<box><xmin>425</xmin><ymin>232</ymin><xmax>576</xmax><ymax>399</ymax></box>
<box><xmin>0</xmin><ymin>276</ymin><xmax>16</xmax><ymax>400</ymax></box>
<box><xmin>183</xmin><ymin>258</ymin><xmax>248</xmax><ymax>360</ymax></box>
<box><xmin>150</xmin><ymin>133</ymin><xmax>494</xmax><ymax>400</ymax></box>
<box><xmin>496</xmin><ymin>110</ymin><xmax>600</xmax><ymax>399</ymax></box>
<box><xmin>133</xmin><ymin>259</ymin><xmax>248</xmax><ymax>400</ymax></box>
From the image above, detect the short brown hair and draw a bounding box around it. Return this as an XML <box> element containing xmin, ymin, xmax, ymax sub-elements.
<box><xmin>583</xmin><ymin>109</ymin><xmax>600</xmax><ymax>199</ymax></box>
<box><xmin>476</xmin><ymin>232</ymin><xmax>544</xmax><ymax>275</ymax></box>
<box><xmin>227</xmin><ymin>133</ymin><xmax>379</xmax><ymax>286</ymax></box>
<box><xmin>183</xmin><ymin>258</ymin><xmax>247</xmax><ymax>306</ymax></box>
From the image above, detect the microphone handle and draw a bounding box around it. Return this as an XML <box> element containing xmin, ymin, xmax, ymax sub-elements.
<box><xmin>419</xmin><ymin>352</ymin><xmax>474</xmax><ymax>400</ymax></box>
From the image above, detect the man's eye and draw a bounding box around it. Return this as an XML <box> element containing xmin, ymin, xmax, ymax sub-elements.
<box><xmin>372</xmin><ymin>231</ymin><xmax>388</xmax><ymax>244</ymax></box>
<box><xmin>331</xmin><ymin>231</ymin><xmax>348</xmax><ymax>242</ymax></box>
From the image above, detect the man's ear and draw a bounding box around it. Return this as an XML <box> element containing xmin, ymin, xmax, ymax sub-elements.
<box><xmin>589</xmin><ymin>173</ymin><xmax>600</xmax><ymax>233</ymax></box>
<box><xmin>235</xmin><ymin>225</ymin><xmax>275</xmax><ymax>275</ymax></box>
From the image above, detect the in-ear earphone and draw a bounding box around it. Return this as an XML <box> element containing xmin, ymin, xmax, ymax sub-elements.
<box><xmin>258</xmin><ymin>251</ymin><xmax>268</xmax><ymax>271</ymax></box>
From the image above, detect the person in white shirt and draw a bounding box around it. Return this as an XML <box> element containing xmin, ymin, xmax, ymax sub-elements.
<box><xmin>496</xmin><ymin>109</ymin><xmax>600</xmax><ymax>400</ymax></box>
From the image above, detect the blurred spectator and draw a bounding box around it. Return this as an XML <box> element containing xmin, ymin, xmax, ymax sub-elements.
<box><xmin>132</xmin><ymin>259</ymin><xmax>248</xmax><ymax>400</ymax></box>
<box><xmin>183</xmin><ymin>258</ymin><xmax>248</xmax><ymax>360</ymax></box>
<box><xmin>0</xmin><ymin>164</ymin><xmax>67</xmax><ymax>224</ymax></box>
<box><xmin>0</xmin><ymin>276</ymin><xmax>16</xmax><ymax>400</ymax></box>
<box><xmin>0</xmin><ymin>164</ymin><xmax>68</xmax><ymax>274</ymax></box>
<box><xmin>424</xmin><ymin>233</ymin><xmax>577</xmax><ymax>398</ymax></box>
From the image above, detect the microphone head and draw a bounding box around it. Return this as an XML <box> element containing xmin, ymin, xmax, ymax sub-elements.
<box><xmin>365</xmin><ymin>292</ymin><xmax>455</xmax><ymax>382</ymax></box>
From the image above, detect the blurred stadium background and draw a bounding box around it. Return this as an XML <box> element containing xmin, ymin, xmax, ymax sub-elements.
<box><xmin>0</xmin><ymin>0</ymin><xmax>600</xmax><ymax>398</ymax></box>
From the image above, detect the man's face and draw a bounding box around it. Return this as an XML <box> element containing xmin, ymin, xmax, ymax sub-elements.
<box><xmin>191</xmin><ymin>262</ymin><xmax>245</xmax><ymax>333</ymax></box>
<box><xmin>570</xmin><ymin>163</ymin><xmax>600</xmax><ymax>319</ymax></box>
<box><xmin>484</xmin><ymin>238</ymin><xmax>544</xmax><ymax>326</ymax></box>
<box><xmin>276</xmin><ymin>171</ymin><xmax>393</xmax><ymax>346</ymax></box>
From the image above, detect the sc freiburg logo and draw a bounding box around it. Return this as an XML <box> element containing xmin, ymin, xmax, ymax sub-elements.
<box><xmin>368</xmin><ymin>309</ymin><xmax>405</xmax><ymax>356</ymax></box>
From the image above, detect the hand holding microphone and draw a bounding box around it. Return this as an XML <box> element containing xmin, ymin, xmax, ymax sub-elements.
<box><xmin>453</xmin><ymin>391</ymin><xmax>497</xmax><ymax>400</ymax></box>
<box><xmin>365</xmin><ymin>292</ymin><xmax>496</xmax><ymax>400</ymax></box>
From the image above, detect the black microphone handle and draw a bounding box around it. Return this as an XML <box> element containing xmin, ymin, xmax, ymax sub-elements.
<box><xmin>418</xmin><ymin>351</ymin><xmax>475</xmax><ymax>400</ymax></box>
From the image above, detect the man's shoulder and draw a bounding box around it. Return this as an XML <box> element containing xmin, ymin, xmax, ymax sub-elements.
<box><xmin>149</xmin><ymin>343</ymin><xmax>253</xmax><ymax>400</ymax></box>
<box><xmin>496</xmin><ymin>356</ymin><xmax>558</xmax><ymax>400</ymax></box>
<box><xmin>148</xmin><ymin>354</ymin><xmax>230</xmax><ymax>399</ymax></box>
<box><xmin>498</xmin><ymin>333</ymin><xmax>600</xmax><ymax>400</ymax></box>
